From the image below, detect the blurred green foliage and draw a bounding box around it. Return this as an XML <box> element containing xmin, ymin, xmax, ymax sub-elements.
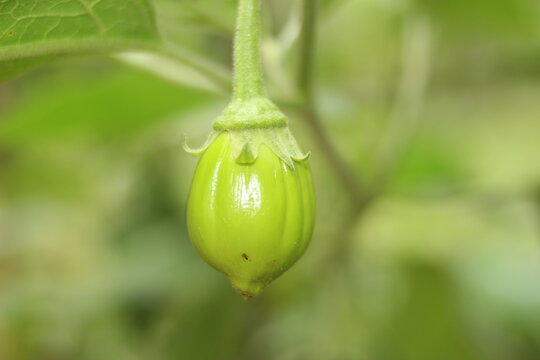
<box><xmin>1</xmin><ymin>0</ymin><xmax>540</xmax><ymax>359</ymax></box>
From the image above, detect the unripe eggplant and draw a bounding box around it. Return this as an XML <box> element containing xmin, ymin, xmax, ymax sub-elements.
<box><xmin>186</xmin><ymin>130</ymin><xmax>315</xmax><ymax>298</ymax></box>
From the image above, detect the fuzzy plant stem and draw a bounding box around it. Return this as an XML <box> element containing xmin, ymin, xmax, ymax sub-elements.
<box><xmin>214</xmin><ymin>0</ymin><xmax>286</xmax><ymax>130</ymax></box>
<box><xmin>233</xmin><ymin>0</ymin><xmax>266</xmax><ymax>101</ymax></box>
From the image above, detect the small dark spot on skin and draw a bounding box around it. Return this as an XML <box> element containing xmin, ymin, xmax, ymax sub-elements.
<box><xmin>241</xmin><ymin>253</ymin><xmax>249</xmax><ymax>261</ymax></box>
<box><xmin>8</xmin><ymin>31</ymin><xmax>14</xmax><ymax>36</ymax></box>
<box><xmin>267</xmin><ymin>260</ymin><xmax>277</xmax><ymax>268</ymax></box>
<box><xmin>240</xmin><ymin>291</ymin><xmax>253</xmax><ymax>301</ymax></box>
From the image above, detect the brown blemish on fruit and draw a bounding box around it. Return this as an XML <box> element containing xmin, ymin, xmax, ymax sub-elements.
<box><xmin>240</xmin><ymin>291</ymin><xmax>253</xmax><ymax>301</ymax></box>
<box><xmin>267</xmin><ymin>259</ymin><xmax>277</xmax><ymax>268</ymax></box>
<box><xmin>241</xmin><ymin>253</ymin><xmax>249</xmax><ymax>261</ymax></box>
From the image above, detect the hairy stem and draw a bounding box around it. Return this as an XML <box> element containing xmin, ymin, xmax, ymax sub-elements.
<box><xmin>233</xmin><ymin>0</ymin><xmax>266</xmax><ymax>100</ymax></box>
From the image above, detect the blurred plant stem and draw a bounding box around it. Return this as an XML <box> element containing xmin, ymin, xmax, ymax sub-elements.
<box><xmin>116</xmin><ymin>45</ymin><xmax>231</xmax><ymax>94</ymax></box>
<box><xmin>372</xmin><ymin>10</ymin><xmax>433</xmax><ymax>193</ymax></box>
<box><xmin>297</xmin><ymin>0</ymin><xmax>370</xmax><ymax>214</ymax></box>
<box><xmin>296</xmin><ymin>2</ymin><xmax>433</xmax><ymax>263</ymax></box>
<box><xmin>297</xmin><ymin>0</ymin><xmax>316</xmax><ymax>103</ymax></box>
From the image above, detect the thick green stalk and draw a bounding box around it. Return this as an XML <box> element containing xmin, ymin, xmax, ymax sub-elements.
<box><xmin>233</xmin><ymin>0</ymin><xmax>266</xmax><ymax>101</ymax></box>
<box><xmin>214</xmin><ymin>0</ymin><xmax>286</xmax><ymax>130</ymax></box>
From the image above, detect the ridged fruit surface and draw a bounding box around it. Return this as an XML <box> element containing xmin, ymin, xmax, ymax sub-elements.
<box><xmin>187</xmin><ymin>132</ymin><xmax>315</xmax><ymax>297</ymax></box>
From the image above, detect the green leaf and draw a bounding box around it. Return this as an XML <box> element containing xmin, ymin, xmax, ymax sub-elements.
<box><xmin>0</xmin><ymin>0</ymin><xmax>159</xmax><ymax>79</ymax></box>
<box><xmin>0</xmin><ymin>61</ymin><xmax>208</xmax><ymax>145</ymax></box>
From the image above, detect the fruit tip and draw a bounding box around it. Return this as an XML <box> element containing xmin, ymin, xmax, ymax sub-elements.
<box><xmin>240</xmin><ymin>291</ymin><xmax>254</xmax><ymax>301</ymax></box>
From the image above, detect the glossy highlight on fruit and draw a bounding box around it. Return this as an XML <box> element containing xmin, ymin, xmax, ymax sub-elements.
<box><xmin>187</xmin><ymin>131</ymin><xmax>315</xmax><ymax>298</ymax></box>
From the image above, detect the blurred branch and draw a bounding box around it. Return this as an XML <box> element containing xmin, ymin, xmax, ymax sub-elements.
<box><xmin>298</xmin><ymin>106</ymin><xmax>370</xmax><ymax>211</ymax></box>
<box><xmin>371</xmin><ymin>11</ymin><xmax>433</xmax><ymax>192</ymax></box>
<box><xmin>297</xmin><ymin>0</ymin><xmax>369</xmax><ymax>212</ymax></box>
<box><xmin>296</xmin><ymin>4</ymin><xmax>433</xmax><ymax>266</ymax></box>
<box><xmin>262</xmin><ymin>3</ymin><xmax>301</xmax><ymax>99</ymax></box>
<box><xmin>116</xmin><ymin>46</ymin><xmax>231</xmax><ymax>94</ymax></box>
<box><xmin>297</xmin><ymin>0</ymin><xmax>316</xmax><ymax>103</ymax></box>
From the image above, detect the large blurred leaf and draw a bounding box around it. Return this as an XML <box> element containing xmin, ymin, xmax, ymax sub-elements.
<box><xmin>0</xmin><ymin>61</ymin><xmax>208</xmax><ymax>145</ymax></box>
<box><xmin>0</xmin><ymin>0</ymin><xmax>158</xmax><ymax>80</ymax></box>
<box><xmin>0</xmin><ymin>61</ymin><xmax>212</xmax><ymax>202</ymax></box>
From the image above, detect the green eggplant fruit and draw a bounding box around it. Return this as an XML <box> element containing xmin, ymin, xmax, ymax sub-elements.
<box><xmin>187</xmin><ymin>130</ymin><xmax>315</xmax><ymax>298</ymax></box>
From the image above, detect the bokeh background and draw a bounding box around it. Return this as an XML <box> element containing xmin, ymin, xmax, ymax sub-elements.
<box><xmin>1</xmin><ymin>0</ymin><xmax>540</xmax><ymax>359</ymax></box>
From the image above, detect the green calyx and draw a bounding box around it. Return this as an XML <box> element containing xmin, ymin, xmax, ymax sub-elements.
<box><xmin>184</xmin><ymin>126</ymin><xmax>309</xmax><ymax>168</ymax></box>
<box><xmin>186</xmin><ymin>133</ymin><xmax>316</xmax><ymax>298</ymax></box>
